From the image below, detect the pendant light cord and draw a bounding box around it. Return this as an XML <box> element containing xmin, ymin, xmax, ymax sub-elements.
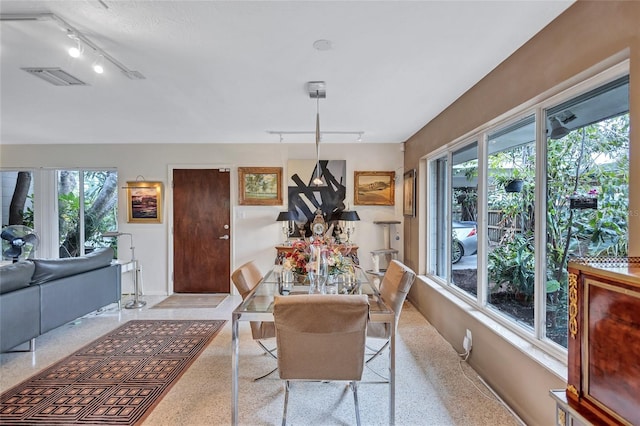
<box><xmin>313</xmin><ymin>91</ymin><xmax>323</xmax><ymax>185</ymax></box>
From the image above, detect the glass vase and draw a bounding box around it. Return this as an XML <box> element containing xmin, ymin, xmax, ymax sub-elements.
<box><xmin>308</xmin><ymin>244</ymin><xmax>328</xmax><ymax>294</ymax></box>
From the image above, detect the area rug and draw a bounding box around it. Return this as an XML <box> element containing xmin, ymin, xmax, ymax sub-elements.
<box><xmin>150</xmin><ymin>294</ymin><xmax>228</xmax><ymax>309</ymax></box>
<box><xmin>0</xmin><ymin>320</ymin><xmax>225</xmax><ymax>425</ymax></box>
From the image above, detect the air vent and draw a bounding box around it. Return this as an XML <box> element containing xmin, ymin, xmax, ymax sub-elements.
<box><xmin>21</xmin><ymin>67</ymin><xmax>88</xmax><ymax>86</ymax></box>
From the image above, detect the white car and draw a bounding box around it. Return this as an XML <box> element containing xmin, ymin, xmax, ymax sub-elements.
<box><xmin>452</xmin><ymin>221</ymin><xmax>477</xmax><ymax>264</ymax></box>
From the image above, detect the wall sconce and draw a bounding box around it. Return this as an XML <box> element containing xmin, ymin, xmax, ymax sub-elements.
<box><xmin>276</xmin><ymin>211</ymin><xmax>296</xmax><ymax>245</ymax></box>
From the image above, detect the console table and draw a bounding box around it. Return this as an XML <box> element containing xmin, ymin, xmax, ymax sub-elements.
<box><xmin>275</xmin><ymin>244</ymin><xmax>359</xmax><ymax>265</ymax></box>
<box><xmin>561</xmin><ymin>257</ymin><xmax>640</xmax><ymax>426</ymax></box>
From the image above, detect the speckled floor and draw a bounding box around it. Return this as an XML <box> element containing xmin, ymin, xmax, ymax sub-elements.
<box><xmin>1</xmin><ymin>295</ymin><xmax>520</xmax><ymax>426</ymax></box>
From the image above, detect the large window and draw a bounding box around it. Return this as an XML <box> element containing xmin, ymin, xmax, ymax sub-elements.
<box><xmin>1</xmin><ymin>169</ymin><xmax>118</xmax><ymax>260</ymax></box>
<box><xmin>544</xmin><ymin>75</ymin><xmax>629</xmax><ymax>347</ymax></box>
<box><xmin>487</xmin><ymin>116</ymin><xmax>536</xmax><ymax>326</ymax></box>
<box><xmin>58</xmin><ymin>170</ymin><xmax>119</xmax><ymax>257</ymax></box>
<box><xmin>426</xmin><ymin>69</ymin><xmax>629</xmax><ymax>356</ymax></box>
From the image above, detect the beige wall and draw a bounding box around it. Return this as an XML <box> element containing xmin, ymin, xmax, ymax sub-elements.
<box><xmin>0</xmin><ymin>143</ymin><xmax>404</xmax><ymax>295</ymax></box>
<box><xmin>404</xmin><ymin>2</ymin><xmax>640</xmax><ymax>425</ymax></box>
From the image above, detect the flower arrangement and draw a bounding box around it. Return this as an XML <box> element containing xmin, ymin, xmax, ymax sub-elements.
<box><xmin>282</xmin><ymin>239</ymin><xmax>353</xmax><ymax>276</ymax></box>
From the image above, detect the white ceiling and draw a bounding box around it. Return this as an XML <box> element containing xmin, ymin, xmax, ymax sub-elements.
<box><xmin>0</xmin><ymin>1</ymin><xmax>573</xmax><ymax>145</ymax></box>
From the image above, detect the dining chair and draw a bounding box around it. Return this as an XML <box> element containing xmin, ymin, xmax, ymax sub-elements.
<box><xmin>231</xmin><ymin>260</ymin><xmax>277</xmax><ymax>380</ymax></box>
<box><xmin>273</xmin><ymin>294</ymin><xmax>369</xmax><ymax>426</ymax></box>
<box><xmin>366</xmin><ymin>260</ymin><xmax>416</xmax><ymax>371</ymax></box>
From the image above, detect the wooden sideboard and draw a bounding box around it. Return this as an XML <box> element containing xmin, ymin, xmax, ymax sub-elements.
<box><xmin>563</xmin><ymin>257</ymin><xmax>640</xmax><ymax>426</ymax></box>
<box><xmin>275</xmin><ymin>244</ymin><xmax>359</xmax><ymax>265</ymax></box>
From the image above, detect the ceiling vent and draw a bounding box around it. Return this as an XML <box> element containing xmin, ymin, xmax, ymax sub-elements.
<box><xmin>21</xmin><ymin>67</ymin><xmax>88</xmax><ymax>86</ymax></box>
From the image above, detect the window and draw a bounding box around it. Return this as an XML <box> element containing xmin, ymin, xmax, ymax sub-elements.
<box><xmin>487</xmin><ymin>116</ymin><xmax>536</xmax><ymax>326</ymax></box>
<box><xmin>1</xmin><ymin>171</ymin><xmax>34</xmax><ymax>229</ymax></box>
<box><xmin>544</xmin><ymin>75</ymin><xmax>629</xmax><ymax>347</ymax></box>
<box><xmin>427</xmin><ymin>155</ymin><xmax>448</xmax><ymax>280</ymax></box>
<box><xmin>451</xmin><ymin>142</ymin><xmax>478</xmax><ymax>296</ymax></box>
<box><xmin>58</xmin><ymin>170</ymin><xmax>119</xmax><ymax>257</ymax></box>
<box><xmin>425</xmin><ymin>68</ymin><xmax>629</xmax><ymax>357</ymax></box>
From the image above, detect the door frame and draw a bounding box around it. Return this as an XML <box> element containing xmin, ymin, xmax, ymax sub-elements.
<box><xmin>167</xmin><ymin>164</ymin><xmax>234</xmax><ymax>295</ymax></box>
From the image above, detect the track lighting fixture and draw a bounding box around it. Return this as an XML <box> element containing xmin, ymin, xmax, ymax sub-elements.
<box><xmin>67</xmin><ymin>34</ymin><xmax>83</xmax><ymax>58</ymax></box>
<box><xmin>0</xmin><ymin>12</ymin><xmax>144</xmax><ymax>80</ymax></box>
<box><xmin>549</xmin><ymin>116</ymin><xmax>570</xmax><ymax>140</ymax></box>
<box><xmin>93</xmin><ymin>56</ymin><xmax>105</xmax><ymax>74</ymax></box>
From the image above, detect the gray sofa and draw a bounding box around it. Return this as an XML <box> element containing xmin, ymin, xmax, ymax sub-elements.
<box><xmin>0</xmin><ymin>248</ymin><xmax>121</xmax><ymax>352</ymax></box>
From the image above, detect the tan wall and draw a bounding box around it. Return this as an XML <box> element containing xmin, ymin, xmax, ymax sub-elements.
<box><xmin>404</xmin><ymin>2</ymin><xmax>640</xmax><ymax>425</ymax></box>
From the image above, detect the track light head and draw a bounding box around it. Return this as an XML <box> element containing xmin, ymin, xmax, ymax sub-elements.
<box><xmin>93</xmin><ymin>56</ymin><xmax>104</xmax><ymax>74</ymax></box>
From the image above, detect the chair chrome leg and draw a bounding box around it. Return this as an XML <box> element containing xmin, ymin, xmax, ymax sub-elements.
<box><xmin>365</xmin><ymin>340</ymin><xmax>390</xmax><ymax>382</ymax></box>
<box><xmin>366</xmin><ymin>340</ymin><xmax>389</xmax><ymax>363</ymax></box>
<box><xmin>253</xmin><ymin>366</ymin><xmax>278</xmax><ymax>382</ymax></box>
<box><xmin>351</xmin><ymin>381</ymin><xmax>361</xmax><ymax>426</ymax></box>
<box><xmin>257</xmin><ymin>340</ymin><xmax>277</xmax><ymax>359</ymax></box>
<box><xmin>282</xmin><ymin>380</ymin><xmax>290</xmax><ymax>426</ymax></box>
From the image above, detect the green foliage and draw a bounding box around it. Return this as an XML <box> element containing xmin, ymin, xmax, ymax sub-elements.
<box><xmin>488</xmin><ymin>114</ymin><xmax>629</xmax><ymax>306</ymax></box>
<box><xmin>546</xmin><ymin>114</ymin><xmax>629</xmax><ymax>281</ymax></box>
<box><xmin>488</xmin><ymin>232</ymin><xmax>536</xmax><ymax>299</ymax></box>
<box><xmin>58</xmin><ymin>171</ymin><xmax>118</xmax><ymax>257</ymax></box>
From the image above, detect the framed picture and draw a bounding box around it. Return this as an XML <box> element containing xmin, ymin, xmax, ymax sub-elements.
<box><xmin>403</xmin><ymin>169</ymin><xmax>416</xmax><ymax>217</ymax></box>
<box><xmin>354</xmin><ymin>171</ymin><xmax>395</xmax><ymax>206</ymax></box>
<box><xmin>238</xmin><ymin>167</ymin><xmax>283</xmax><ymax>206</ymax></box>
<box><xmin>126</xmin><ymin>181</ymin><xmax>163</xmax><ymax>223</ymax></box>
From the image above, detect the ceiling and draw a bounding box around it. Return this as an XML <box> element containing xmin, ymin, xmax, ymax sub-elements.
<box><xmin>0</xmin><ymin>1</ymin><xmax>574</xmax><ymax>145</ymax></box>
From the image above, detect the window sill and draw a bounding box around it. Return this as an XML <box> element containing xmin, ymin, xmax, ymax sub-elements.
<box><xmin>417</xmin><ymin>275</ymin><xmax>567</xmax><ymax>382</ymax></box>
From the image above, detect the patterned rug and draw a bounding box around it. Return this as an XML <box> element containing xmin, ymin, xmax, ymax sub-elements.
<box><xmin>0</xmin><ymin>320</ymin><xmax>225</xmax><ymax>425</ymax></box>
<box><xmin>150</xmin><ymin>294</ymin><xmax>228</xmax><ymax>309</ymax></box>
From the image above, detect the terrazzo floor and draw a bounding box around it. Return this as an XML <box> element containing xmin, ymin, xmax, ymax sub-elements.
<box><xmin>0</xmin><ymin>294</ymin><xmax>521</xmax><ymax>426</ymax></box>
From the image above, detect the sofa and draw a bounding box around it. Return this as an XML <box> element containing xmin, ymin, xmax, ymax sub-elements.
<box><xmin>0</xmin><ymin>247</ymin><xmax>121</xmax><ymax>353</ymax></box>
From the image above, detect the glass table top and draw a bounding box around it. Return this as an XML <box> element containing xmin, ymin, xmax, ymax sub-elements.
<box><xmin>233</xmin><ymin>266</ymin><xmax>394</xmax><ymax>320</ymax></box>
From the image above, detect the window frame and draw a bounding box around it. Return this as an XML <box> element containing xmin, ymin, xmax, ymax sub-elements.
<box><xmin>421</xmin><ymin>60</ymin><xmax>630</xmax><ymax>363</ymax></box>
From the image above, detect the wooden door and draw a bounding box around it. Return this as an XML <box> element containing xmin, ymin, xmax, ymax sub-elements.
<box><xmin>173</xmin><ymin>169</ymin><xmax>230</xmax><ymax>293</ymax></box>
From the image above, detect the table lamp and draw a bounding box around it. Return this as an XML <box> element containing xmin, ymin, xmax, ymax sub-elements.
<box><xmin>276</xmin><ymin>211</ymin><xmax>295</xmax><ymax>244</ymax></box>
<box><xmin>339</xmin><ymin>210</ymin><xmax>360</xmax><ymax>244</ymax></box>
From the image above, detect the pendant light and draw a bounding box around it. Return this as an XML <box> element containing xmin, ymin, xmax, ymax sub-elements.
<box><xmin>308</xmin><ymin>81</ymin><xmax>326</xmax><ymax>186</ymax></box>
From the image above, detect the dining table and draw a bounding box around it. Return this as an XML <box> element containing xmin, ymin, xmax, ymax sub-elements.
<box><xmin>231</xmin><ymin>266</ymin><xmax>396</xmax><ymax>425</ymax></box>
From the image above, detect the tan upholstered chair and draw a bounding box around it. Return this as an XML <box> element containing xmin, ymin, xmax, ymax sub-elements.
<box><xmin>367</xmin><ymin>260</ymin><xmax>416</xmax><ymax>366</ymax></box>
<box><xmin>231</xmin><ymin>261</ymin><xmax>277</xmax><ymax>379</ymax></box>
<box><xmin>274</xmin><ymin>294</ymin><xmax>369</xmax><ymax>426</ymax></box>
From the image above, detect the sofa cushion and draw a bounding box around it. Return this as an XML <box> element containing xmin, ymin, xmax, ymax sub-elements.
<box><xmin>0</xmin><ymin>261</ymin><xmax>35</xmax><ymax>294</ymax></box>
<box><xmin>30</xmin><ymin>247</ymin><xmax>114</xmax><ymax>285</ymax></box>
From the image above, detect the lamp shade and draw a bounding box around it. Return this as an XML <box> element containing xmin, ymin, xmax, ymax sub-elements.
<box><xmin>276</xmin><ymin>211</ymin><xmax>296</xmax><ymax>222</ymax></box>
<box><xmin>339</xmin><ymin>210</ymin><xmax>360</xmax><ymax>221</ymax></box>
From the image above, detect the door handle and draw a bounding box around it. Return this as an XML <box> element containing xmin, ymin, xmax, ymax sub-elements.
<box><xmin>219</xmin><ymin>235</ymin><xmax>230</xmax><ymax>240</ymax></box>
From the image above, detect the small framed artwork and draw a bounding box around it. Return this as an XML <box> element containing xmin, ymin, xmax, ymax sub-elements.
<box><xmin>354</xmin><ymin>171</ymin><xmax>395</xmax><ymax>206</ymax></box>
<box><xmin>126</xmin><ymin>181</ymin><xmax>163</xmax><ymax>223</ymax></box>
<box><xmin>238</xmin><ymin>167</ymin><xmax>283</xmax><ymax>206</ymax></box>
<box><xmin>403</xmin><ymin>169</ymin><xmax>416</xmax><ymax>217</ymax></box>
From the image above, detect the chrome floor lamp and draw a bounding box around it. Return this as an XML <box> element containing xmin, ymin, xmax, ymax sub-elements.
<box><xmin>102</xmin><ymin>231</ymin><xmax>146</xmax><ymax>309</ymax></box>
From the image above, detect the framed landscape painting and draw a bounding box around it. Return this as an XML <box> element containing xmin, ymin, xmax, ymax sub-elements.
<box><xmin>238</xmin><ymin>167</ymin><xmax>283</xmax><ymax>206</ymax></box>
<box><xmin>354</xmin><ymin>171</ymin><xmax>395</xmax><ymax>206</ymax></box>
<box><xmin>127</xmin><ymin>181</ymin><xmax>163</xmax><ymax>223</ymax></box>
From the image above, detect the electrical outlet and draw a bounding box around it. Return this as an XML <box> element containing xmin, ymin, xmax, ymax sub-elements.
<box><xmin>463</xmin><ymin>329</ymin><xmax>472</xmax><ymax>352</ymax></box>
